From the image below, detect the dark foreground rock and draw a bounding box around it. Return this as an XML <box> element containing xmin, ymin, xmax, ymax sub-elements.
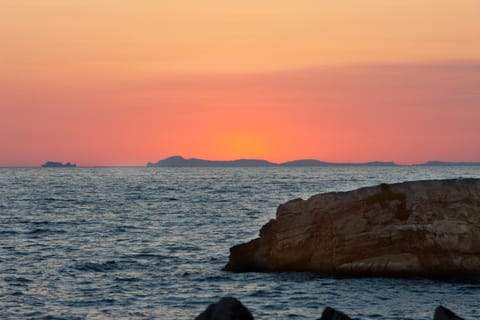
<box><xmin>318</xmin><ymin>307</ymin><xmax>352</xmax><ymax>320</ymax></box>
<box><xmin>225</xmin><ymin>178</ymin><xmax>480</xmax><ymax>279</ymax></box>
<box><xmin>194</xmin><ymin>297</ymin><xmax>254</xmax><ymax>320</ymax></box>
<box><xmin>434</xmin><ymin>306</ymin><xmax>464</xmax><ymax>320</ymax></box>
<box><xmin>194</xmin><ymin>299</ymin><xmax>465</xmax><ymax>320</ymax></box>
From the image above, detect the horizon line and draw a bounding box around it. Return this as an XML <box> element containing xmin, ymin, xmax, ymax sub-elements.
<box><xmin>2</xmin><ymin>157</ymin><xmax>480</xmax><ymax>168</ymax></box>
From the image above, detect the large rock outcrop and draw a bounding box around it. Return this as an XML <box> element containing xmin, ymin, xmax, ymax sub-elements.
<box><xmin>225</xmin><ymin>178</ymin><xmax>480</xmax><ymax>279</ymax></box>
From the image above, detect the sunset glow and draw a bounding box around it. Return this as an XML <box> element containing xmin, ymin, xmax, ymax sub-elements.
<box><xmin>1</xmin><ymin>1</ymin><xmax>479</xmax><ymax>166</ymax></box>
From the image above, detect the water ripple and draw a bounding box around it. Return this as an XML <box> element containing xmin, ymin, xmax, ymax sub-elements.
<box><xmin>1</xmin><ymin>167</ymin><xmax>480</xmax><ymax>319</ymax></box>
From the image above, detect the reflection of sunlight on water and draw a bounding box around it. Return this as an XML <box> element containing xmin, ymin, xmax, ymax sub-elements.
<box><xmin>241</xmin><ymin>282</ymin><xmax>276</xmax><ymax>294</ymax></box>
<box><xmin>167</xmin><ymin>235</ymin><xmax>185</xmax><ymax>242</ymax></box>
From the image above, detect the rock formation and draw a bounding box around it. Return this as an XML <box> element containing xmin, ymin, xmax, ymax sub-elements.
<box><xmin>434</xmin><ymin>306</ymin><xmax>464</xmax><ymax>320</ymax></box>
<box><xmin>225</xmin><ymin>178</ymin><xmax>480</xmax><ymax>279</ymax></box>
<box><xmin>194</xmin><ymin>298</ymin><xmax>466</xmax><ymax>320</ymax></box>
<box><xmin>195</xmin><ymin>297</ymin><xmax>254</xmax><ymax>320</ymax></box>
<box><xmin>318</xmin><ymin>307</ymin><xmax>352</xmax><ymax>320</ymax></box>
<box><xmin>41</xmin><ymin>161</ymin><xmax>76</xmax><ymax>168</ymax></box>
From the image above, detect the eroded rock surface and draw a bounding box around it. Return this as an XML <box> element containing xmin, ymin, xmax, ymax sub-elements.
<box><xmin>225</xmin><ymin>179</ymin><xmax>480</xmax><ymax>279</ymax></box>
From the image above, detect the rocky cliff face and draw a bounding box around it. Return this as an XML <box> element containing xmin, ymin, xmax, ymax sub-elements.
<box><xmin>225</xmin><ymin>178</ymin><xmax>480</xmax><ymax>279</ymax></box>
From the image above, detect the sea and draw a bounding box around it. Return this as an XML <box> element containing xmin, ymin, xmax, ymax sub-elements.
<box><xmin>1</xmin><ymin>166</ymin><xmax>480</xmax><ymax>320</ymax></box>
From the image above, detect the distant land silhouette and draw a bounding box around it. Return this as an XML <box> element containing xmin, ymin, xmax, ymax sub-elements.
<box><xmin>419</xmin><ymin>161</ymin><xmax>480</xmax><ymax>166</ymax></box>
<box><xmin>147</xmin><ymin>156</ymin><xmax>398</xmax><ymax>167</ymax></box>
<box><xmin>147</xmin><ymin>156</ymin><xmax>275</xmax><ymax>167</ymax></box>
<box><xmin>147</xmin><ymin>156</ymin><xmax>480</xmax><ymax>167</ymax></box>
<box><xmin>41</xmin><ymin>161</ymin><xmax>76</xmax><ymax>168</ymax></box>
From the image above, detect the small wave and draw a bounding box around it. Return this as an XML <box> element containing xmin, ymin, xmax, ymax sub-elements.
<box><xmin>26</xmin><ymin>228</ymin><xmax>50</xmax><ymax>234</ymax></box>
<box><xmin>31</xmin><ymin>221</ymin><xmax>53</xmax><ymax>225</ymax></box>
<box><xmin>40</xmin><ymin>315</ymin><xmax>80</xmax><ymax>320</ymax></box>
<box><xmin>130</xmin><ymin>253</ymin><xmax>167</xmax><ymax>259</ymax></box>
<box><xmin>249</xmin><ymin>289</ymin><xmax>269</xmax><ymax>297</ymax></box>
<box><xmin>157</xmin><ymin>186</ymin><xmax>178</xmax><ymax>192</ymax></box>
<box><xmin>285</xmin><ymin>314</ymin><xmax>304</xmax><ymax>319</ymax></box>
<box><xmin>114</xmin><ymin>225</ymin><xmax>140</xmax><ymax>232</ymax></box>
<box><xmin>26</xmin><ymin>228</ymin><xmax>66</xmax><ymax>235</ymax></box>
<box><xmin>115</xmin><ymin>276</ymin><xmax>142</xmax><ymax>282</ymax></box>
<box><xmin>201</xmin><ymin>275</ymin><xmax>231</xmax><ymax>282</ymax></box>
<box><xmin>73</xmin><ymin>260</ymin><xmax>119</xmax><ymax>272</ymax></box>
<box><xmin>5</xmin><ymin>276</ymin><xmax>33</xmax><ymax>283</ymax></box>
<box><xmin>161</xmin><ymin>197</ymin><xmax>179</xmax><ymax>201</ymax></box>
<box><xmin>0</xmin><ymin>230</ymin><xmax>19</xmax><ymax>235</ymax></box>
<box><xmin>115</xmin><ymin>226</ymin><xmax>129</xmax><ymax>232</ymax></box>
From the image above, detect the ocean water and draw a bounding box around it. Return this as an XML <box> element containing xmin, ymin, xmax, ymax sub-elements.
<box><xmin>1</xmin><ymin>166</ymin><xmax>480</xmax><ymax>320</ymax></box>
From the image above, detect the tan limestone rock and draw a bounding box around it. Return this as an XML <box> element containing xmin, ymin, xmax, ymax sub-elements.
<box><xmin>224</xmin><ymin>178</ymin><xmax>480</xmax><ymax>279</ymax></box>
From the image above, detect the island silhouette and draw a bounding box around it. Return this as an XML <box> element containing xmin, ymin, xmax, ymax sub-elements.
<box><xmin>41</xmin><ymin>161</ymin><xmax>77</xmax><ymax>168</ymax></box>
<box><xmin>147</xmin><ymin>156</ymin><xmax>480</xmax><ymax>167</ymax></box>
<box><xmin>147</xmin><ymin>156</ymin><xmax>397</xmax><ymax>167</ymax></box>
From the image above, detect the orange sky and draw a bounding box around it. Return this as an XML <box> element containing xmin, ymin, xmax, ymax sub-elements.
<box><xmin>1</xmin><ymin>1</ymin><xmax>479</xmax><ymax>166</ymax></box>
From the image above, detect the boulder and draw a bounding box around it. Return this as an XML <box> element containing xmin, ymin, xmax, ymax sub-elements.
<box><xmin>195</xmin><ymin>297</ymin><xmax>254</xmax><ymax>320</ymax></box>
<box><xmin>318</xmin><ymin>307</ymin><xmax>352</xmax><ymax>320</ymax></box>
<box><xmin>224</xmin><ymin>179</ymin><xmax>480</xmax><ymax>279</ymax></box>
<box><xmin>434</xmin><ymin>306</ymin><xmax>464</xmax><ymax>320</ymax></box>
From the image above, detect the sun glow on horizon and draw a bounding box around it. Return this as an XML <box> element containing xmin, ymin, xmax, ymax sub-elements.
<box><xmin>213</xmin><ymin>131</ymin><xmax>274</xmax><ymax>160</ymax></box>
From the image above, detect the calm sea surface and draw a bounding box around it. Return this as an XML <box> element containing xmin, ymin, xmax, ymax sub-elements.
<box><xmin>1</xmin><ymin>166</ymin><xmax>480</xmax><ymax>320</ymax></box>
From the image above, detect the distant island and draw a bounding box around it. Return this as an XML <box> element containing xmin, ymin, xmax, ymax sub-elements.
<box><xmin>41</xmin><ymin>161</ymin><xmax>77</xmax><ymax>168</ymax></box>
<box><xmin>419</xmin><ymin>161</ymin><xmax>480</xmax><ymax>166</ymax></box>
<box><xmin>147</xmin><ymin>156</ymin><xmax>276</xmax><ymax>167</ymax></box>
<box><xmin>147</xmin><ymin>156</ymin><xmax>397</xmax><ymax>167</ymax></box>
<box><xmin>147</xmin><ymin>156</ymin><xmax>480</xmax><ymax>167</ymax></box>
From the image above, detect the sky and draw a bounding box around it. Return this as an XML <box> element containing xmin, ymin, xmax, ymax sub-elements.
<box><xmin>1</xmin><ymin>1</ymin><xmax>479</xmax><ymax>166</ymax></box>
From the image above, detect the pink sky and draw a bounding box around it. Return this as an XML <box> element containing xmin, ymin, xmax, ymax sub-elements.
<box><xmin>1</xmin><ymin>63</ymin><xmax>479</xmax><ymax>166</ymax></box>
